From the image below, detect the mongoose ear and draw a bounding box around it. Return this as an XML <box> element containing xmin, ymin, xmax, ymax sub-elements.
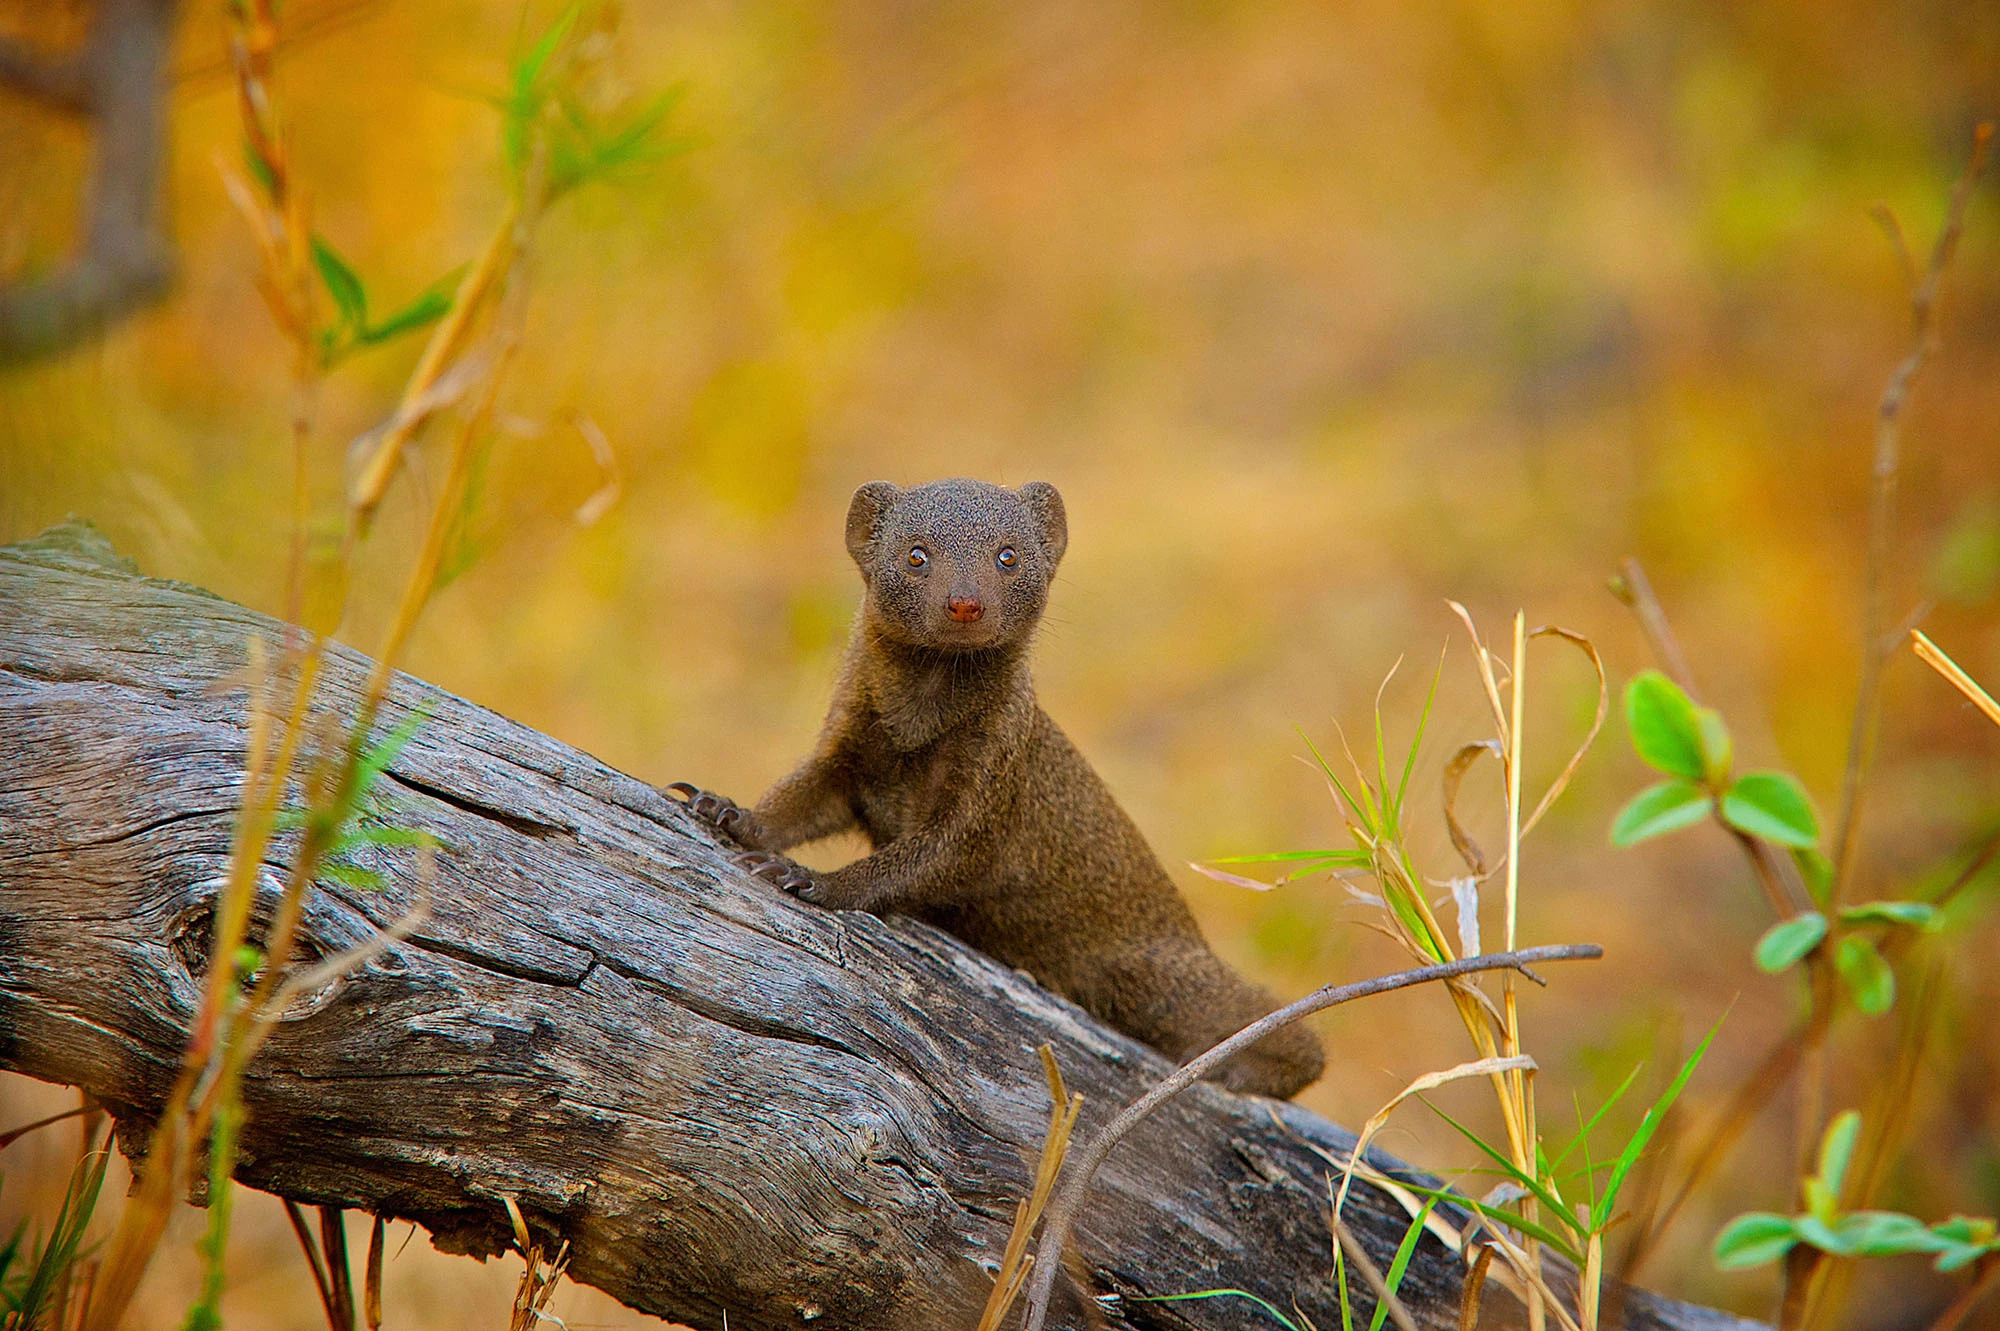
<box><xmin>1019</xmin><ymin>482</ymin><xmax>1067</xmax><ymax>567</ymax></box>
<box><xmin>845</xmin><ymin>482</ymin><xmax>902</xmax><ymax>567</ymax></box>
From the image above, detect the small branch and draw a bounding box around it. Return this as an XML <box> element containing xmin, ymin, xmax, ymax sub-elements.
<box><xmin>1611</xmin><ymin>557</ymin><xmax>1810</xmax><ymax>918</ymax></box>
<box><xmin>1828</xmin><ymin>122</ymin><xmax>1994</xmax><ymax>905</ymax></box>
<box><xmin>0</xmin><ymin>37</ymin><xmax>92</xmax><ymax>113</ymax></box>
<box><xmin>0</xmin><ymin>0</ymin><xmax>182</xmax><ymax>365</ymax></box>
<box><xmin>1018</xmin><ymin>944</ymin><xmax>1605</xmax><ymax>1331</ymax></box>
<box><xmin>1609</xmin><ymin>559</ymin><xmax>1698</xmax><ymax>698</ymax></box>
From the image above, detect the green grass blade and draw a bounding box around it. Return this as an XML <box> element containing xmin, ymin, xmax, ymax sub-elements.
<box><xmin>1393</xmin><ymin>652</ymin><xmax>1445</xmax><ymax>822</ymax></box>
<box><xmin>1368</xmin><ymin>1196</ymin><xmax>1438</xmax><ymax>1331</ymax></box>
<box><xmin>1298</xmin><ymin>726</ymin><xmax>1369</xmax><ymax>826</ymax></box>
<box><xmin>1128</xmin><ymin>1289</ymin><xmax>1302</xmax><ymax>1330</ymax></box>
<box><xmin>1422</xmin><ymin>1098</ymin><xmax>1576</xmax><ymax>1230</ymax></box>
<box><xmin>1547</xmin><ymin>1062</ymin><xmax>1643</xmax><ymax>1173</ymax></box>
<box><xmin>1210</xmin><ymin>850</ymin><xmax>1373</xmax><ymax>864</ymax></box>
<box><xmin>14</xmin><ymin>1147</ymin><xmax>108</xmax><ymax>1324</ymax></box>
<box><xmin>1593</xmin><ymin>1014</ymin><xmax>1723</xmax><ymax>1232</ymax></box>
<box><xmin>1397</xmin><ymin>1182</ymin><xmax>1584</xmax><ymax>1264</ymax></box>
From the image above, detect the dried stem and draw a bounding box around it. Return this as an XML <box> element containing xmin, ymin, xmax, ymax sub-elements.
<box><xmin>1827</xmin><ymin>123</ymin><xmax>1994</xmax><ymax>905</ymax></box>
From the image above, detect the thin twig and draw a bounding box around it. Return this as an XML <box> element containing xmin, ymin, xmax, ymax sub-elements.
<box><xmin>1017</xmin><ymin>944</ymin><xmax>1605</xmax><ymax>1331</ymax></box>
<box><xmin>1828</xmin><ymin>123</ymin><xmax>1994</xmax><ymax>906</ymax></box>
<box><xmin>0</xmin><ymin>1105</ymin><xmax>90</xmax><ymax>1150</ymax></box>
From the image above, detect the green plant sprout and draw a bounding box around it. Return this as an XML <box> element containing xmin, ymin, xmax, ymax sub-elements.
<box><xmin>1609</xmin><ymin>669</ymin><xmax>1940</xmax><ymax>1019</ymax></box>
<box><xmin>1714</xmin><ymin>1111</ymin><xmax>2000</xmax><ymax>1276</ymax></box>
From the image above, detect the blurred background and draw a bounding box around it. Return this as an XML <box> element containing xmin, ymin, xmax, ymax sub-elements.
<box><xmin>2</xmin><ymin>0</ymin><xmax>1997</xmax><ymax>1327</ymax></box>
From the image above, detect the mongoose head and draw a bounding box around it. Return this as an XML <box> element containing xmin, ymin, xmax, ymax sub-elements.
<box><xmin>846</xmin><ymin>479</ymin><xmax>1068</xmax><ymax>652</ymax></box>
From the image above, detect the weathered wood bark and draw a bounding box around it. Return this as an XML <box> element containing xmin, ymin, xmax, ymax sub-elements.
<box><xmin>0</xmin><ymin>523</ymin><xmax>1761</xmax><ymax>1331</ymax></box>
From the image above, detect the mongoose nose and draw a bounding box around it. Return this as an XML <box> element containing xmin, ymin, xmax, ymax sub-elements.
<box><xmin>947</xmin><ymin>595</ymin><xmax>985</xmax><ymax>622</ymax></box>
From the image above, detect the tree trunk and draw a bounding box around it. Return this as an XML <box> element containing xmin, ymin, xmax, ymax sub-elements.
<box><xmin>0</xmin><ymin>522</ymin><xmax>1762</xmax><ymax>1331</ymax></box>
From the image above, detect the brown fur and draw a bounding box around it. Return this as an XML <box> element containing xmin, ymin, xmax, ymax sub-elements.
<box><xmin>673</xmin><ymin>479</ymin><xmax>1324</xmax><ymax>1098</ymax></box>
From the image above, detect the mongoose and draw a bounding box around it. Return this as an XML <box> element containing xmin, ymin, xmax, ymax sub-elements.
<box><xmin>670</xmin><ymin>478</ymin><xmax>1325</xmax><ymax>1099</ymax></box>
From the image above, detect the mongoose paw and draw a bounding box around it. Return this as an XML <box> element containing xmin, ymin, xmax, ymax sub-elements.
<box><xmin>734</xmin><ymin>850</ymin><xmax>823</xmax><ymax>899</ymax></box>
<box><xmin>664</xmin><ymin>782</ymin><xmax>751</xmax><ymax>840</ymax></box>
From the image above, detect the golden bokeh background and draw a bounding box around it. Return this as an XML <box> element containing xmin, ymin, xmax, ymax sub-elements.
<box><xmin>3</xmin><ymin>0</ymin><xmax>1998</xmax><ymax>1327</ymax></box>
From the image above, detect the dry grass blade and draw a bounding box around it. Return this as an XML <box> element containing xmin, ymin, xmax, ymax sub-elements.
<box><xmin>285</xmin><ymin>1199</ymin><xmax>342</xmax><ymax>1331</ymax></box>
<box><xmin>974</xmin><ymin>1045</ymin><xmax>1083</xmax><ymax>1331</ymax></box>
<box><xmin>1518</xmin><ymin>626</ymin><xmax>1608</xmax><ymax>837</ymax></box>
<box><xmin>1442</xmin><ymin>740</ymin><xmax>1502</xmax><ymax>877</ymax></box>
<box><xmin>321</xmin><ymin>1207</ymin><xmax>357</xmax><ymax>1331</ymax></box>
<box><xmin>365</xmin><ymin>1214</ymin><xmax>386</xmax><ymax>1331</ymax></box>
<box><xmin>1333</xmin><ymin>1221</ymin><xmax>1420</xmax><ymax>1331</ymax></box>
<box><xmin>570</xmin><ymin>411</ymin><xmax>622</xmax><ymax>525</ymax></box>
<box><xmin>502</xmin><ymin>1196</ymin><xmax>570</xmax><ymax>1331</ymax></box>
<box><xmin>1460</xmin><ymin>1244</ymin><xmax>1494</xmax><ymax>1331</ymax></box>
<box><xmin>1912</xmin><ymin>630</ymin><xmax>2000</xmax><ymax>729</ymax></box>
<box><xmin>1332</xmin><ymin>1056</ymin><xmax>1536</xmax><ymax>1233</ymax></box>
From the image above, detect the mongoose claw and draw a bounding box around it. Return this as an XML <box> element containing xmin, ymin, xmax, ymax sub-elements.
<box><xmin>664</xmin><ymin>782</ymin><xmax>750</xmax><ymax>838</ymax></box>
<box><xmin>734</xmin><ymin>850</ymin><xmax>822</xmax><ymax>898</ymax></box>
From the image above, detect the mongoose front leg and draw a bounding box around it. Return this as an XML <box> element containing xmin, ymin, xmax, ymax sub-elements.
<box><xmin>751</xmin><ymin>756</ymin><xmax>860</xmax><ymax>850</ymax></box>
<box><xmin>666</xmin><ymin>784</ymin><xmax>828</xmax><ymax>895</ymax></box>
<box><xmin>787</xmin><ymin>827</ymin><xmax>973</xmax><ymax>912</ymax></box>
<box><xmin>666</xmin><ymin>755</ymin><xmax>854</xmax><ymax>850</ymax></box>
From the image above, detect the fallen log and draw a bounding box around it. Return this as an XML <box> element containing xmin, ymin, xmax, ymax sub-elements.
<box><xmin>0</xmin><ymin>522</ymin><xmax>1762</xmax><ymax>1331</ymax></box>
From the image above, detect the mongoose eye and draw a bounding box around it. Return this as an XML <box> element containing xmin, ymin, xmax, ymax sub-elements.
<box><xmin>907</xmin><ymin>547</ymin><xmax>928</xmax><ymax>569</ymax></box>
<box><xmin>996</xmin><ymin>547</ymin><xmax>1017</xmax><ymax>570</ymax></box>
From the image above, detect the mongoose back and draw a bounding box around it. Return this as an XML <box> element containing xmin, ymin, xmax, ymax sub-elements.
<box><xmin>672</xmin><ymin>478</ymin><xmax>1324</xmax><ymax>1098</ymax></box>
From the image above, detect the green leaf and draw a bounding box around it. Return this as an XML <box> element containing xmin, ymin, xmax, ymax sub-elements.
<box><xmin>1369</xmin><ymin>1196</ymin><xmax>1438</xmax><ymax>1331</ymax></box>
<box><xmin>1714</xmin><ymin>1212</ymin><xmax>1799</xmax><ymax>1269</ymax></box>
<box><xmin>321</xmin><ymin>863</ymin><xmax>386</xmax><ymax>891</ymax></box>
<box><xmin>354</xmin><ymin>702</ymin><xmax>435</xmax><ymax>802</ymax></box>
<box><xmin>1793</xmin><ymin>847</ymin><xmax>1834</xmax><ymax>907</ymax></box>
<box><xmin>1695</xmin><ymin>708</ymin><xmax>1734</xmax><ymax>784</ymax></box>
<box><xmin>1835</xmin><ymin>935</ymin><xmax>1896</xmax><ymax>1016</ymax></box>
<box><xmin>344</xmin><ymin>824</ymin><xmax>439</xmax><ymax>851</ymax></box>
<box><xmin>1930</xmin><ymin>1219</ymin><xmax>2000</xmax><ymax>1272</ymax></box>
<box><xmin>1816</xmin><ymin>1110</ymin><xmax>1861</xmax><ymax>1197</ymax></box>
<box><xmin>359</xmin><ymin>288</ymin><xmax>451</xmax><ymax>346</ymax></box>
<box><xmin>1209</xmin><ymin>850</ymin><xmax>1372</xmax><ymax>866</ymax></box>
<box><xmin>1754</xmin><ymin>912</ymin><xmax>1828</xmax><ymax>974</ymax></box>
<box><xmin>1595</xmin><ymin>1014</ymin><xmax>1723</xmax><ymax>1232</ymax></box>
<box><xmin>1936</xmin><ymin>1241</ymin><xmax>1998</xmax><ymax>1273</ymax></box>
<box><xmin>1611</xmin><ymin>779</ymin><xmax>1714</xmax><ymax>847</ymax></box>
<box><xmin>1839</xmin><ymin>900</ymin><xmax>1939</xmax><ymax>931</ymax></box>
<box><xmin>1719</xmin><ymin>772</ymin><xmax>1820</xmax><ymax>848</ymax></box>
<box><xmin>1624</xmin><ymin>671</ymin><xmax>1710</xmax><ymax>781</ymax></box>
<box><xmin>1795</xmin><ymin>1213</ymin><xmax>1850</xmax><ymax>1255</ymax></box>
<box><xmin>1836</xmin><ymin>1211</ymin><xmax>1947</xmax><ymax>1258</ymax></box>
<box><xmin>310</xmin><ymin>234</ymin><xmax>368</xmax><ymax>329</ymax></box>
